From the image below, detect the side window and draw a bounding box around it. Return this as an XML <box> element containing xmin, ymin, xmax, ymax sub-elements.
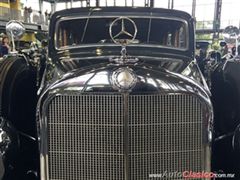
<box><xmin>179</xmin><ymin>26</ymin><xmax>186</xmax><ymax>48</ymax></box>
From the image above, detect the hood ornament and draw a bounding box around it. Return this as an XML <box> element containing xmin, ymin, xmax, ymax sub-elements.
<box><xmin>110</xmin><ymin>17</ymin><xmax>137</xmax><ymax>46</ymax></box>
<box><xmin>109</xmin><ymin>17</ymin><xmax>139</xmax><ymax>64</ymax></box>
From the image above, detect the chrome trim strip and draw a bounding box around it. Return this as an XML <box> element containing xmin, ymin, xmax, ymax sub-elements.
<box><xmin>60</xmin><ymin>55</ymin><xmax>185</xmax><ymax>63</ymax></box>
<box><xmin>123</xmin><ymin>93</ymin><xmax>129</xmax><ymax>180</ymax></box>
<box><xmin>39</xmin><ymin>94</ymin><xmax>57</xmax><ymax>180</ymax></box>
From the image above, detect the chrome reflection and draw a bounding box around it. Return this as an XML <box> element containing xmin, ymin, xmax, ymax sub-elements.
<box><xmin>88</xmin><ymin>71</ymin><xmax>110</xmax><ymax>85</ymax></box>
<box><xmin>0</xmin><ymin>122</ymin><xmax>11</xmax><ymax>156</ymax></box>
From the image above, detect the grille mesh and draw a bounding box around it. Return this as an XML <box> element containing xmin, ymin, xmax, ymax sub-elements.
<box><xmin>48</xmin><ymin>95</ymin><xmax>124</xmax><ymax>180</ymax></box>
<box><xmin>128</xmin><ymin>95</ymin><xmax>202</xmax><ymax>179</ymax></box>
<box><xmin>47</xmin><ymin>94</ymin><xmax>203</xmax><ymax>180</ymax></box>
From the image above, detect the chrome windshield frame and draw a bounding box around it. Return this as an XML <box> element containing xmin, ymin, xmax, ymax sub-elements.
<box><xmin>54</xmin><ymin>15</ymin><xmax>189</xmax><ymax>52</ymax></box>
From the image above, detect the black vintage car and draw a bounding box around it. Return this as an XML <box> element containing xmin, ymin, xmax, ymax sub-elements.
<box><xmin>0</xmin><ymin>6</ymin><xmax>239</xmax><ymax>180</ymax></box>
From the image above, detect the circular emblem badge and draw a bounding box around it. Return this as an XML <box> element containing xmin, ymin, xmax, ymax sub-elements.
<box><xmin>111</xmin><ymin>68</ymin><xmax>137</xmax><ymax>91</ymax></box>
<box><xmin>109</xmin><ymin>17</ymin><xmax>138</xmax><ymax>46</ymax></box>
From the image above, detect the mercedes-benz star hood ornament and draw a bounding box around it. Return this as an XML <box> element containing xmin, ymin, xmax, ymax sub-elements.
<box><xmin>109</xmin><ymin>17</ymin><xmax>139</xmax><ymax>64</ymax></box>
<box><xmin>110</xmin><ymin>17</ymin><xmax>137</xmax><ymax>46</ymax></box>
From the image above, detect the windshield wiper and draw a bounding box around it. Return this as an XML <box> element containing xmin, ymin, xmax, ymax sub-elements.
<box><xmin>81</xmin><ymin>10</ymin><xmax>93</xmax><ymax>43</ymax></box>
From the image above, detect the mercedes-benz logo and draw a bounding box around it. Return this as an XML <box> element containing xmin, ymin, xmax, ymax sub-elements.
<box><xmin>109</xmin><ymin>17</ymin><xmax>137</xmax><ymax>46</ymax></box>
<box><xmin>111</xmin><ymin>68</ymin><xmax>137</xmax><ymax>91</ymax></box>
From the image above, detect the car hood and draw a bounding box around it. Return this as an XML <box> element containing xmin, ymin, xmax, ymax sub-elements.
<box><xmin>44</xmin><ymin>63</ymin><xmax>209</xmax><ymax>101</ymax></box>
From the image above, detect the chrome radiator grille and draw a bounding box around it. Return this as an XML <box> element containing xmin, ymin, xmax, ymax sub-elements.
<box><xmin>128</xmin><ymin>95</ymin><xmax>203</xmax><ymax>179</ymax></box>
<box><xmin>47</xmin><ymin>94</ymin><xmax>203</xmax><ymax>180</ymax></box>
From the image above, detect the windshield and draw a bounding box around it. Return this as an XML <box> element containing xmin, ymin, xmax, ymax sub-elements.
<box><xmin>56</xmin><ymin>17</ymin><xmax>188</xmax><ymax>50</ymax></box>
